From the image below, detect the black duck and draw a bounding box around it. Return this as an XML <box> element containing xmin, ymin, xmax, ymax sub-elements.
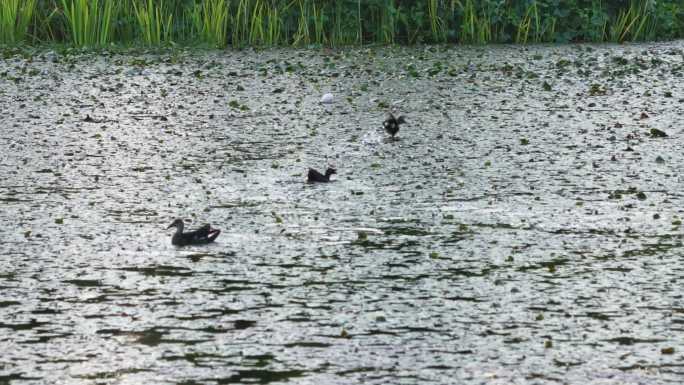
<box><xmin>383</xmin><ymin>113</ymin><xmax>406</xmax><ymax>139</ymax></box>
<box><xmin>167</xmin><ymin>219</ymin><xmax>220</xmax><ymax>246</ymax></box>
<box><xmin>307</xmin><ymin>167</ymin><xmax>336</xmax><ymax>183</ymax></box>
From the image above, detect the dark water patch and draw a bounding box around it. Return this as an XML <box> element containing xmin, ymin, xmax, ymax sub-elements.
<box><xmin>445</xmin><ymin>296</ymin><xmax>486</xmax><ymax>302</ymax></box>
<box><xmin>204</xmin><ymin>305</ymin><xmax>244</xmax><ymax>315</ymax></box>
<box><xmin>0</xmin><ymin>196</ymin><xmax>26</xmax><ymax>202</ymax></box>
<box><xmin>617</xmin><ymin>363</ymin><xmax>684</xmax><ymax>371</ymax></box>
<box><xmin>443</xmin><ymin>268</ymin><xmax>488</xmax><ymax>278</ymax></box>
<box><xmin>198</xmin><ymin>326</ymin><xmax>231</xmax><ymax>334</ymax></box>
<box><xmin>393</xmin><ymin>326</ymin><xmax>443</xmax><ymax>334</ymax></box>
<box><xmin>284</xmin><ymin>341</ymin><xmax>331</xmax><ymax>348</ymax></box>
<box><xmin>62</xmin><ymin>279</ymin><xmax>102</xmax><ymax>287</ymax></box>
<box><xmin>0</xmin><ymin>373</ymin><xmax>41</xmax><ymax>384</ymax></box>
<box><xmin>39</xmin><ymin>357</ymin><xmax>89</xmax><ymax>364</ymax></box>
<box><xmin>605</xmin><ymin>336</ymin><xmax>667</xmax><ymax>345</ymax></box>
<box><xmin>117</xmin><ymin>265</ymin><xmax>194</xmax><ymax>277</ymax></box>
<box><xmin>471</xmin><ymin>222</ymin><xmax>531</xmax><ymax>231</ymax></box>
<box><xmin>381</xmin><ymin>226</ymin><xmax>433</xmax><ymax>237</ymax></box>
<box><xmin>244</xmin><ymin>353</ymin><xmax>277</xmax><ymax>368</ymax></box>
<box><xmin>379</xmin><ymin>273</ymin><xmax>432</xmax><ymax>282</ymax></box>
<box><xmin>185</xmin><ymin>252</ymin><xmax>232</xmax><ymax>262</ymax></box>
<box><xmin>212</xmin><ymin>369</ymin><xmax>305</xmax><ymax>384</ymax></box>
<box><xmin>621</xmin><ymin>242</ymin><xmax>682</xmax><ymax>258</ymax></box>
<box><xmin>350</xmin><ymin>238</ymin><xmax>391</xmax><ymax>249</ymax></box>
<box><xmin>210</xmin><ymin>201</ymin><xmax>262</xmax><ymax>209</ymax></box>
<box><xmin>0</xmin><ymin>319</ymin><xmax>49</xmax><ymax>331</ymax></box>
<box><xmin>603</xmin><ymin>266</ymin><xmax>633</xmax><ymax>272</ymax></box>
<box><xmin>285</xmin><ymin>314</ymin><xmax>313</xmax><ymax>322</ymax></box>
<box><xmin>430</xmin><ymin>349</ymin><xmax>474</xmax><ymax>355</ymax></box>
<box><xmin>366</xmin><ymin>329</ymin><xmax>399</xmax><ymax>336</ymax></box>
<box><xmin>0</xmin><ymin>301</ymin><xmax>20</xmax><ymax>308</ymax></box>
<box><xmin>163</xmin><ymin>352</ymin><xmax>237</xmax><ymax>366</ymax></box>
<box><xmin>526</xmin><ymin>373</ymin><xmax>564</xmax><ymax>382</ymax></box>
<box><xmin>552</xmin><ymin>358</ymin><xmax>583</xmax><ymax>367</ymax></box>
<box><xmin>234</xmin><ymin>320</ymin><xmax>257</xmax><ymax>329</ymax></box>
<box><xmin>516</xmin><ymin>258</ymin><xmax>571</xmax><ymax>273</ymax></box>
<box><xmin>133</xmin><ymin>328</ymin><xmax>164</xmax><ymax>346</ymax></box>
<box><xmin>336</xmin><ymin>367</ymin><xmax>378</xmax><ymax>376</ymax></box>
<box><xmin>383</xmin><ymin>240</ymin><xmax>422</xmax><ymax>251</ymax></box>
<box><xmin>22</xmin><ymin>332</ymin><xmax>73</xmax><ymax>344</ymax></box>
<box><xmin>442</xmin><ymin>231</ymin><xmax>475</xmax><ymax>244</ymax></box>
<box><xmin>287</xmin><ymin>300</ymin><xmax>333</xmax><ymax>310</ymax></box>
<box><xmin>73</xmin><ymin>368</ymin><xmax>151</xmax><ymax>380</ymax></box>
<box><xmin>0</xmin><ymin>273</ymin><xmax>17</xmax><ymax>280</ymax></box>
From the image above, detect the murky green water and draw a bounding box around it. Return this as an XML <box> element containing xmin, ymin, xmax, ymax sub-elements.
<box><xmin>2</xmin><ymin>42</ymin><xmax>684</xmax><ymax>384</ymax></box>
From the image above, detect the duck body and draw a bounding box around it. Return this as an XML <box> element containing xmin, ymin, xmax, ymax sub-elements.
<box><xmin>167</xmin><ymin>219</ymin><xmax>220</xmax><ymax>246</ymax></box>
<box><xmin>307</xmin><ymin>167</ymin><xmax>336</xmax><ymax>183</ymax></box>
<box><xmin>383</xmin><ymin>113</ymin><xmax>406</xmax><ymax>138</ymax></box>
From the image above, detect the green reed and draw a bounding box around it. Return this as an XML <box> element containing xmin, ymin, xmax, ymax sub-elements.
<box><xmin>292</xmin><ymin>0</ymin><xmax>310</xmax><ymax>46</ymax></box>
<box><xmin>61</xmin><ymin>0</ymin><xmax>117</xmax><ymax>46</ymax></box>
<box><xmin>265</xmin><ymin>2</ymin><xmax>285</xmax><ymax>46</ymax></box>
<box><xmin>458</xmin><ymin>0</ymin><xmax>492</xmax><ymax>44</ymax></box>
<box><xmin>188</xmin><ymin>0</ymin><xmax>229</xmax><ymax>47</ymax></box>
<box><xmin>0</xmin><ymin>0</ymin><xmax>37</xmax><ymax>44</ymax></box>
<box><xmin>133</xmin><ymin>0</ymin><xmax>173</xmax><ymax>45</ymax></box>
<box><xmin>231</xmin><ymin>0</ymin><xmax>248</xmax><ymax>46</ymax></box>
<box><xmin>7</xmin><ymin>0</ymin><xmax>684</xmax><ymax>48</ymax></box>
<box><xmin>428</xmin><ymin>0</ymin><xmax>445</xmax><ymax>42</ymax></box>
<box><xmin>609</xmin><ymin>0</ymin><xmax>654</xmax><ymax>42</ymax></box>
<box><xmin>515</xmin><ymin>2</ymin><xmax>556</xmax><ymax>44</ymax></box>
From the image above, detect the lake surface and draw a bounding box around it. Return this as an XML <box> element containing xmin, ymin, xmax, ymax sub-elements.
<box><xmin>1</xmin><ymin>42</ymin><xmax>684</xmax><ymax>384</ymax></box>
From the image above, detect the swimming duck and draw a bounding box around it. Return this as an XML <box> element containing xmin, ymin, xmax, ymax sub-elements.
<box><xmin>307</xmin><ymin>167</ymin><xmax>336</xmax><ymax>183</ymax></box>
<box><xmin>167</xmin><ymin>219</ymin><xmax>220</xmax><ymax>246</ymax></box>
<box><xmin>383</xmin><ymin>113</ymin><xmax>406</xmax><ymax>139</ymax></box>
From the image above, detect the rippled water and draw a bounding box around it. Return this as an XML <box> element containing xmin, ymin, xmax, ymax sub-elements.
<box><xmin>2</xmin><ymin>42</ymin><xmax>684</xmax><ymax>384</ymax></box>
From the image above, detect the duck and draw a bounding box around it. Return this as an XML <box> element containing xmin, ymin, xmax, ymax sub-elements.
<box><xmin>166</xmin><ymin>219</ymin><xmax>220</xmax><ymax>246</ymax></box>
<box><xmin>307</xmin><ymin>167</ymin><xmax>336</xmax><ymax>183</ymax></box>
<box><xmin>383</xmin><ymin>113</ymin><xmax>406</xmax><ymax>139</ymax></box>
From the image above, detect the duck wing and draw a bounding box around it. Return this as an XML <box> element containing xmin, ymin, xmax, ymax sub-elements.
<box><xmin>183</xmin><ymin>224</ymin><xmax>221</xmax><ymax>244</ymax></box>
<box><xmin>307</xmin><ymin>168</ymin><xmax>326</xmax><ymax>183</ymax></box>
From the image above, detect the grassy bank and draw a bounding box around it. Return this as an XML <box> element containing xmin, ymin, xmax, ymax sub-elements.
<box><xmin>2</xmin><ymin>0</ymin><xmax>684</xmax><ymax>48</ymax></box>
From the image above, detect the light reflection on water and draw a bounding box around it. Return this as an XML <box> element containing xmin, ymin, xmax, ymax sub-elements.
<box><xmin>1</xmin><ymin>42</ymin><xmax>683</xmax><ymax>384</ymax></box>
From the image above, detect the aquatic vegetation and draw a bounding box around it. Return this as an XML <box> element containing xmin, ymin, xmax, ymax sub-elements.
<box><xmin>514</xmin><ymin>1</ymin><xmax>556</xmax><ymax>44</ymax></box>
<box><xmin>60</xmin><ymin>0</ymin><xmax>118</xmax><ymax>46</ymax></box>
<box><xmin>188</xmin><ymin>0</ymin><xmax>229</xmax><ymax>47</ymax></box>
<box><xmin>4</xmin><ymin>0</ymin><xmax>683</xmax><ymax>47</ymax></box>
<box><xmin>132</xmin><ymin>0</ymin><xmax>173</xmax><ymax>45</ymax></box>
<box><xmin>0</xmin><ymin>0</ymin><xmax>36</xmax><ymax>44</ymax></box>
<box><xmin>2</xmin><ymin>40</ymin><xmax>684</xmax><ymax>385</ymax></box>
<box><xmin>458</xmin><ymin>0</ymin><xmax>495</xmax><ymax>44</ymax></box>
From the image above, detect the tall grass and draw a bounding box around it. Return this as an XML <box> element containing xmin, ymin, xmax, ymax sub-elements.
<box><xmin>379</xmin><ymin>1</ymin><xmax>397</xmax><ymax>44</ymax></box>
<box><xmin>428</xmin><ymin>0</ymin><xmax>446</xmax><ymax>42</ymax></box>
<box><xmin>61</xmin><ymin>0</ymin><xmax>117</xmax><ymax>46</ymax></box>
<box><xmin>292</xmin><ymin>0</ymin><xmax>310</xmax><ymax>45</ymax></box>
<box><xmin>10</xmin><ymin>0</ymin><xmax>684</xmax><ymax>48</ymax></box>
<box><xmin>265</xmin><ymin>3</ymin><xmax>285</xmax><ymax>46</ymax></box>
<box><xmin>458</xmin><ymin>0</ymin><xmax>493</xmax><ymax>44</ymax></box>
<box><xmin>133</xmin><ymin>0</ymin><xmax>173</xmax><ymax>45</ymax></box>
<box><xmin>231</xmin><ymin>0</ymin><xmax>248</xmax><ymax>46</ymax></box>
<box><xmin>189</xmin><ymin>0</ymin><xmax>229</xmax><ymax>48</ymax></box>
<box><xmin>609</xmin><ymin>0</ymin><xmax>655</xmax><ymax>42</ymax></box>
<box><xmin>0</xmin><ymin>0</ymin><xmax>37</xmax><ymax>44</ymax></box>
<box><xmin>515</xmin><ymin>2</ymin><xmax>556</xmax><ymax>44</ymax></box>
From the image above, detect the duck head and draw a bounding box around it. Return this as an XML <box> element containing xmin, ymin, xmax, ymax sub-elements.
<box><xmin>167</xmin><ymin>218</ymin><xmax>185</xmax><ymax>230</ymax></box>
<box><xmin>396</xmin><ymin>115</ymin><xmax>406</xmax><ymax>124</ymax></box>
<box><xmin>325</xmin><ymin>167</ymin><xmax>337</xmax><ymax>178</ymax></box>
